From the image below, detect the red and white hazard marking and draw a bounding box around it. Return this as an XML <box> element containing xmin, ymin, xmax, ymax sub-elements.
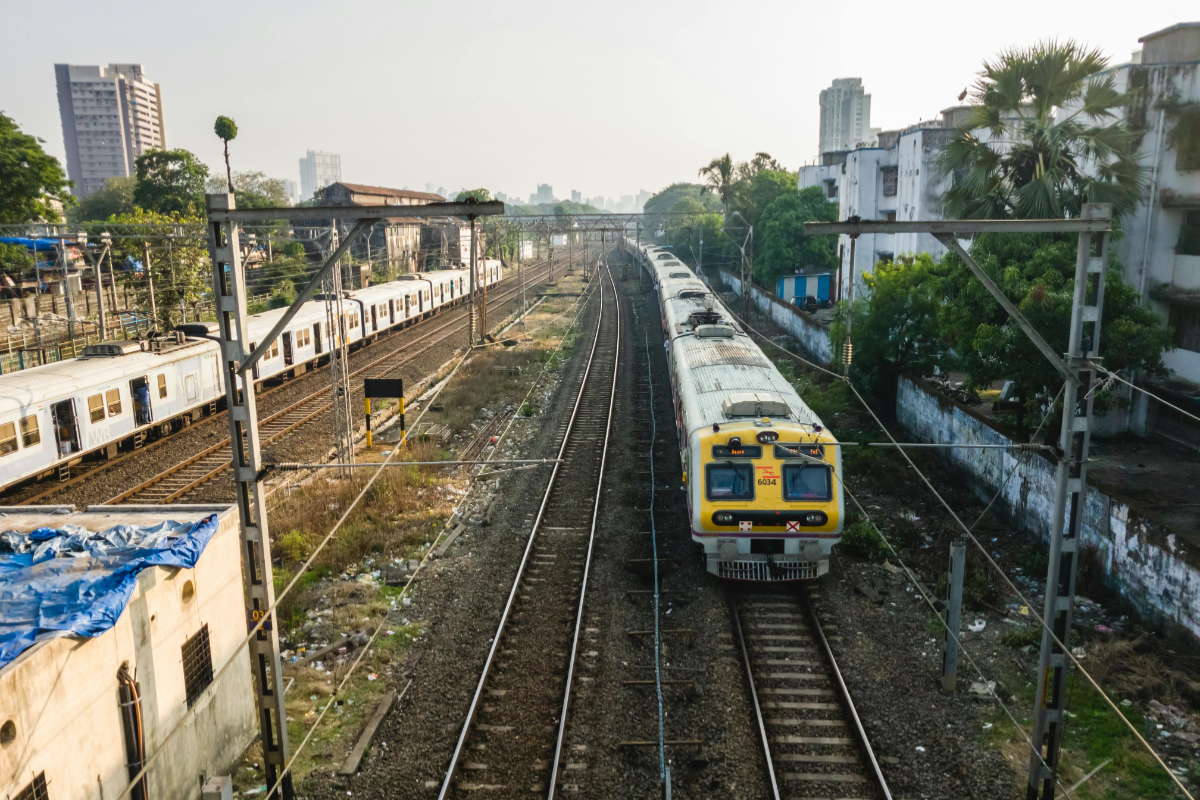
<box><xmin>786</xmin><ymin>520</ymin><xmax>800</xmax><ymax>532</ymax></box>
<box><xmin>738</xmin><ymin>520</ymin><xmax>753</xmax><ymax>532</ymax></box>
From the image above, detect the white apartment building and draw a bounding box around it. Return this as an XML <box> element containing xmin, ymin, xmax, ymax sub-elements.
<box><xmin>818</xmin><ymin>78</ymin><xmax>876</xmax><ymax>156</ymax></box>
<box><xmin>1067</xmin><ymin>22</ymin><xmax>1200</xmax><ymax>440</ymax></box>
<box><xmin>54</xmin><ymin>64</ymin><xmax>167</xmax><ymax>199</ymax></box>
<box><xmin>299</xmin><ymin>150</ymin><xmax>342</xmax><ymax>200</ymax></box>
<box><xmin>799</xmin><ymin>113</ymin><xmax>960</xmax><ymax>301</ymax></box>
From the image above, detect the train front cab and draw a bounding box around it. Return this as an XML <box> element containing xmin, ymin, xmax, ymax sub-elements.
<box><xmin>691</xmin><ymin>408</ymin><xmax>843</xmax><ymax>581</ymax></box>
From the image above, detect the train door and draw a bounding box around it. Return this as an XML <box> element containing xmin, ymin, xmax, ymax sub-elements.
<box><xmin>313</xmin><ymin>322</ymin><xmax>324</xmax><ymax>354</ymax></box>
<box><xmin>370</xmin><ymin>305</ymin><xmax>377</xmax><ymax>333</ymax></box>
<box><xmin>282</xmin><ymin>332</ymin><xmax>294</xmax><ymax>366</ymax></box>
<box><xmin>210</xmin><ymin>354</ymin><xmax>223</xmax><ymax>393</ymax></box>
<box><xmin>404</xmin><ymin>295</ymin><xmax>411</xmax><ymax>318</ymax></box>
<box><xmin>389</xmin><ymin>300</ymin><xmax>395</xmax><ymax>325</ymax></box>
<box><xmin>51</xmin><ymin>400</ymin><xmax>81</xmax><ymax>457</ymax></box>
<box><xmin>129</xmin><ymin>377</ymin><xmax>153</xmax><ymax>425</ymax></box>
<box><xmin>418</xmin><ymin>290</ymin><xmax>424</xmax><ymax>314</ymax></box>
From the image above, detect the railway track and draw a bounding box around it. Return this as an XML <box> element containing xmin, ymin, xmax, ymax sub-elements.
<box><xmin>437</xmin><ymin>267</ymin><xmax>619</xmax><ymax>798</ymax></box>
<box><xmin>14</xmin><ymin>257</ymin><xmax>564</xmax><ymax>507</ymax></box>
<box><xmin>730</xmin><ymin>586</ymin><xmax>891</xmax><ymax>799</ymax></box>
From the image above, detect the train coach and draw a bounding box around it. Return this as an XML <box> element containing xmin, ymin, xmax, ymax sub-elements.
<box><xmin>640</xmin><ymin>244</ymin><xmax>844</xmax><ymax>581</ymax></box>
<box><xmin>0</xmin><ymin>265</ymin><xmax>504</xmax><ymax>493</ymax></box>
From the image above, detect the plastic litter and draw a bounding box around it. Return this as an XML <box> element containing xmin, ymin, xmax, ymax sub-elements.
<box><xmin>968</xmin><ymin>619</ymin><xmax>987</xmax><ymax>633</ymax></box>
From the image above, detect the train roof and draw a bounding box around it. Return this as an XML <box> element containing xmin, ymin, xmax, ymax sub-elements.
<box><xmin>0</xmin><ymin>337</ymin><xmax>220</xmax><ymax>416</ymax></box>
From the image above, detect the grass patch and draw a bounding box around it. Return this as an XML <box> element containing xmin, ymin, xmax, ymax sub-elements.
<box><xmin>1000</xmin><ymin>626</ymin><xmax>1042</xmax><ymax>649</ymax></box>
<box><xmin>838</xmin><ymin>521</ymin><xmax>889</xmax><ymax>561</ymax></box>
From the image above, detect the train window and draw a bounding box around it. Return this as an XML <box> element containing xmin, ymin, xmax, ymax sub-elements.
<box><xmin>19</xmin><ymin>415</ymin><xmax>40</xmax><ymax>448</ymax></box>
<box><xmin>88</xmin><ymin>394</ymin><xmax>106</xmax><ymax>423</ymax></box>
<box><xmin>106</xmin><ymin>388</ymin><xmax>122</xmax><ymax>416</ymax></box>
<box><xmin>269</xmin><ymin>339</ymin><xmax>279</xmax><ymax>359</ymax></box>
<box><xmin>783</xmin><ymin>464</ymin><xmax>832</xmax><ymax>502</ymax></box>
<box><xmin>705</xmin><ymin>463</ymin><xmax>753</xmax><ymax>501</ymax></box>
<box><xmin>0</xmin><ymin>421</ymin><xmax>16</xmax><ymax>456</ymax></box>
<box><xmin>157</xmin><ymin>374</ymin><xmax>168</xmax><ymax>399</ymax></box>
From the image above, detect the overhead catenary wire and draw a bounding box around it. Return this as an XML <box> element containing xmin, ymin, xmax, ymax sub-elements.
<box><xmin>112</xmin><ymin>270</ymin><xmax>584</xmax><ymax>800</ymax></box>
<box><xmin>258</xmin><ymin>262</ymin><xmax>602</xmax><ymax>797</ymax></box>
<box><xmin>735</xmin><ymin>308</ymin><xmax>1195</xmax><ymax>800</ymax></box>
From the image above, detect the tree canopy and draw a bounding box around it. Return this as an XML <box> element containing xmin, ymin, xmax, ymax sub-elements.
<box><xmin>643</xmin><ymin>183</ymin><xmax>721</xmax><ymax>216</ymax></box>
<box><xmin>0</xmin><ymin>111</ymin><xmax>75</xmax><ymax>223</ymax></box>
<box><xmin>107</xmin><ymin>207</ymin><xmax>210</xmax><ymax>329</ymax></box>
<box><xmin>836</xmin><ymin>236</ymin><xmax>1171</xmax><ymax>422</ymax></box>
<box><xmin>755</xmin><ymin>187</ymin><xmax>839</xmax><ymax>286</ymax></box>
<box><xmin>71</xmin><ymin>175</ymin><xmax>136</xmax><ymax>222</ymax></box>
<box><xmin>939</xmin><ymin>40</ymin><xmax>1143</xmax><ymax>220</ymax></box>
<box><xmin>133</xmin><ymin>149</ymin><xmax>209</xmax><ymax>215</ymax></box>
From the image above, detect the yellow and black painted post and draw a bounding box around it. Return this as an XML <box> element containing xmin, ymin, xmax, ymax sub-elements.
<box><xmin>363</xmin><ymin>377</ymin><xmax>403</xmax><ymax>449</ymax></box>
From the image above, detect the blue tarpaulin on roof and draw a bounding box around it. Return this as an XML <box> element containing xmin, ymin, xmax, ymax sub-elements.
<box><xmin>0</xmin><ymin>514</ymin><xmax>219</xmax><ymax>670</ymax></box>
<box><xmin>0</xmin><ymin>237</ymin><xmax>60</xmax><ymax>253</ymax></box>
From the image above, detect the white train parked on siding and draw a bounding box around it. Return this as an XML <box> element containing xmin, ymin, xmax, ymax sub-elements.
<box><xmin>0</xmin><ymin>263</ymin><xmax>504</xmax><ymax>493</ymax></box>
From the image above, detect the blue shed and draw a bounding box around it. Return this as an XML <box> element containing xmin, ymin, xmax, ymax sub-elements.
<box><xmin>776</xmin><ymin>272</ymin><xmax>833</xmax><ymax>304</ymax></box>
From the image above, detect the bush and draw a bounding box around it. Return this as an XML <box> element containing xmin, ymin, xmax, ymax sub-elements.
<box><xmin>839</xmin><ymin>521</ymin><xmax>889</xmax><ymax>562</ymax></box>
<box><xmin>1001</xmin><ymin>627</ymin><xmax>1042</xmax><ymax>648</ymax></box>
<box><xmin>519</xmin><ymin>402</ymin><xmax>535</xmax><ymax>417</ymax></box>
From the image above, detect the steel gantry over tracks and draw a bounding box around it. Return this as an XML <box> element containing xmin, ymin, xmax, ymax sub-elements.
<box><xmin>203</xmin><ymin>193</ymin><xmax>504</xmax><ymax>799</ymax></box>
<box><xmin>806</xmin><ymin>207</ymin><xmax>1112</xmax><ymax>800</ymax></box>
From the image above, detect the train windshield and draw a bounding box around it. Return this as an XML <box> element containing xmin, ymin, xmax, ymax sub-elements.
<box><xmin>783</xmin><ymin>464</ymin><xmax>832</xmax><ymax>502</ymax></box>
<box><xmin>706</xmin><ymin>464</ymin><xmax>753</xmax><ymax>500</ymax></box>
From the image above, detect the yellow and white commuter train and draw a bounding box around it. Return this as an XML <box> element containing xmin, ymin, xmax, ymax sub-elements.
<box><xmin>633</xmin><ymin>244</ymin><xmax>844</xmax><ymax>581</ymax></box>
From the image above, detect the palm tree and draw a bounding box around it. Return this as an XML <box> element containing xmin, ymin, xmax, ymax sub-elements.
<box><xmin>939</xmin><ymin>41</ymin><xmax>1143</xmax><ymax>220</ymax></box>
<box><xmin>698</xmin><ymin>153</ymin><xmax>737</xmax><ymax>217</ymax></box>
<box><xmin>213</xmin><ymin>116</ymin><xmax>238</xmax><ymax>193</ymax></box>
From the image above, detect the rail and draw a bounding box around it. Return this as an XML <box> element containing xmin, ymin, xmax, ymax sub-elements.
<box><xmin>436</xmin><ymin>266</ymin><xmax>619</xmax><ymax>798</ymax></box>
<box><xmin>730</xmin><ymin>587</ymin><xmax>891</xmax><ymax>800</ymax></box>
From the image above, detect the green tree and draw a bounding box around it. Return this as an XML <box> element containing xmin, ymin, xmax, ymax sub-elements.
<box><xmin>0</xmin><ymin>111</ymin><xmax>75</xmax><ymax>223</ymax></box>
<box><xmin>740</xmin><ymin>169</ymin><xmax>797</xmax><ymax>233</ymax></box>
<box><xmin>698</xmin><ymin>153</ymin><xmax>737</xmax><ymax>216</ymax></box>
<box><xmin>72</xmin><ymin>175</ymin><xmax>136</xmax><ymax>222</ymax></box>
<box><xmin>133</xmin><ymin>149</ymin><xmax>210</xmax><ymax>215</ymax></box>
<box><xmin>455</xmin><ymin>188</ymin><xmax>491</xmax><ymax>202</ymax></box>
<box><xmin>108</xmin><ymin>208</ymin><xmax>210</xmax><ymax>328</ymax></box>
<box><xmin>214</xmin><ymin>116</ymin><xmax>238</xmax><ymax>191</ymax></box>
<box><xmin>0</xmin><ymin>242</ymin><xmax>35</xmax><ymax>274</ymax></box>
<box><xmin>643</xmin><ymin>183</ymin><xmax>721</xmax><ymax>216</ymax></box>
<box><xmin>830</xmin><ymin>254</ymin><xmax>950</xmax><ymax>401</ymax></box>
<box><xmin>755</xmin><ymin>187</ymin><xmax>838</xmax><ymax>286</ymax></box>
<box><xmin>937</xmin><ymin>233</ymin><xmax>1169</xmax><ymax>417</ymax></box>
<box><xmin>940</xmin><ymin>41</ymin><xmax>1143</xmax><ymax>220</ymax></box>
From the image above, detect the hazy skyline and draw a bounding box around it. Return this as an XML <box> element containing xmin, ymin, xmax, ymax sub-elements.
<box><xmin>2</xmin><ymin>0</ymin><xmax>1191</xmax><ymax>202</ymax></box>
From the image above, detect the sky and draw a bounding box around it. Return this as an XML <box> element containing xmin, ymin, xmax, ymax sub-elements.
<box><xmin>1</xmin><ymin>0</ymin><xmax>1193</xmax><ymax>203</ymax></box>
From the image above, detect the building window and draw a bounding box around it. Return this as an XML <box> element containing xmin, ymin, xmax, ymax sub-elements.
<box><xmin>824</xmin><ymin>179</ymin><xmax>838</xmax><ymax>199</ymax></box>
<box><xmin>885</xmin><ymin>212</ymin><xmax>897</xmax><ymax>223</ymax></box>
<box><xmin>1179</xmin><ymin>210</ymin><xmax>1200</xmax><ymax>257</ymax></box>
<box><xmin>13</xmin><ymin>772</ymin><xmax>49</xmax><ymax>800</ymax></box>
<box><xmin>1170</xmin><ymin>304</ymin><xmax>1200</xmax><ymax>353</ymax></box>
<box><xmin>182</xmin><ymin>624</ymin><xmax>214</xmax><ymax>708</ymax></box>
<box><xmin>1177</xmin><ymin>109</ymin><xmax>1200</xmax><ymax>172</ymax></box>
<box><xmin>882</xmin><ymin>167</ymin><xmax>898</xmax><ymax>197</ymax></box>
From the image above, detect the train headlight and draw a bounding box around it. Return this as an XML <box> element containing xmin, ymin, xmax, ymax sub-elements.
<box><xmin>713</xmin><ymin>511</ymin><xmax>734</xmax><ymax>525</ymax></box>
<box><xmin>802</xmin><ymin>511</ymin><xmax>828</xmax><ymax>526</ymax></box>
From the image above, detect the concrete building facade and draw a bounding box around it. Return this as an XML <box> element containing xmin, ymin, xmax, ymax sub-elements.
<box><xmin>322</xmin><ymin>182</ymin><xmax>446</xmax><ymax>275</ymax></box>
<box><xmin>818</xmin><ymin>78</ymin><xmax>874</xmax><ymax>155</ymax></box>
<box><xmin>299</xmin><ymin>150</ymin><xmax>341</xmax><ymax>201</ymax></box>
<box><xmin>0</xmin><ymin>505</ymin><xmax>255</xmax><ymax>800</ymax></box>
<box><xmin>54</xmin><ymin>63</ymin><xmax>166</xmax><ymax>200</ymax></box>
<box><xmin>1072</xmin><ymin>23</ymin><xmax>1200</xmax><ymax>438</ymax></box>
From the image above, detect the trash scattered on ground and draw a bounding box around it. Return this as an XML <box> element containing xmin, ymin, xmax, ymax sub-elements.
<box><xmin>968</xmin><ymin>619</ymin><xmax>986</xmax><ymax>633</ymax></box>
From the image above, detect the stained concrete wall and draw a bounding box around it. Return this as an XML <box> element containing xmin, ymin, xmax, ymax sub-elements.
<box><xmin>896</xmin><ymin>376</ymin><xmax>1200</xmax><ymax>638</ymax></box>
<box><xmin>0</xmin><ymin>504</ymin><xmax>257</xmax><ymax>800</ymax></box>
<box><xmin>720</xmin><ymin>269</ymin><xmax>833</xmax><ymax>364</ymax></box>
